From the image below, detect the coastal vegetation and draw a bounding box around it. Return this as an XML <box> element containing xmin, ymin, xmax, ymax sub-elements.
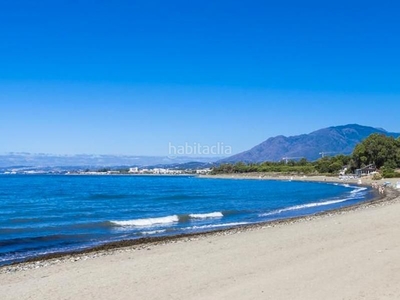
<box><xmin>211</xmin><ymin>134</ymin><xmax>400</xmax><ymax>178</ymax></box>
<box><xmin>352</xmin><ymin>134</ymin><xmax>400</xmax><ymax>178</ymax></box>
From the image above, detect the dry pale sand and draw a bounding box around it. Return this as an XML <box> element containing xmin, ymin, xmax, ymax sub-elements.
<box><xmin>1</xmin><ymin>186</ymin><xmax>400</xmax><ymax>300</ymax></box>
<box><xmin>201</xmin><ymin>173</ymin><xmax>399</xmax><ymax>186</ymax></box>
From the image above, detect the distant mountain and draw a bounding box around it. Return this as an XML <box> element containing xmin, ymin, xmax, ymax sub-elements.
<box><xmin>0</xmin><ymin>153</ymin><xmax>222</xmax><ymax>168</ymax></box>
<box><xmin>219</xmin><ymin>124</ymin><xmax>400</xmax><ymax>163</ymax></box>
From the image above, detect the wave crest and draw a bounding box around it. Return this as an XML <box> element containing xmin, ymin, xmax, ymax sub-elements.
<box><xmin>111</xmin><ymin>215</ymin><xmax>179</xmax><ymax>227</ymax></box>
<box><xmin>350</xmin><ymin>187</ymin><xmax>368</xmax><ymax>194</ymax></box>
<box><xmin>260</xmin><ymin>198</ymin><xmax>351</xmax><ymax>217</ymax></box>
<box><xmin>189</xmin><ymin>212</ymin><xmax>223</xmax><ymax>219</ymax></box>
<box><xmin>184</xmin><ymin>222</ymin><xmax>249</xmax><ymax>230</ymax></box>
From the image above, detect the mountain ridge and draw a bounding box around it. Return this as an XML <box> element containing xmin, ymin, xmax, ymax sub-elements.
<box><xmin>0</xmin><ymin>153</ymin><xmax>222</xmax><ymax>168</ymax></box>
<box><xmin>219</xmin><ymin>124</ymin><xmax>400</xmax><ymax>163</ymax></box>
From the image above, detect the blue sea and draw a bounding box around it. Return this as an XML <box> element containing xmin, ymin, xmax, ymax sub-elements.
<box><xmin>0</xmin><ymin>175</ymin><xmax>373</xmax><ymax>266</ymax></box>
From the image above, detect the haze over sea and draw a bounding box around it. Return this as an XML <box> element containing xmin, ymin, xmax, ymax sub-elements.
<box><xmin>0</xmin><ymin>175</ymin><xmax>373</xmax><ymax>266</ymax></box>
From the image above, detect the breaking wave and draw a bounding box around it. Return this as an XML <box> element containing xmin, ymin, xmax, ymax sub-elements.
<box><xmin>260</xmin><ymin>184</ymin><xmax>369</xmax><ymax>218</ymax></box>
<box><xmin>110</xmin><ymin>211</ymin><xmax>226</xmax><ymax>227</ymax></box>
<box><xmin>188</xmin><ymin>212</ymin><xmax>223</xmax><ymax>219</ymax></box>
<box><xmin>350</xmin><ymin>187</ymin><xmax>368</xmax><ymax>194</ymax></box>
<box><xmin>111</xmin><ymin>215</ymin><xmax>179</xmax><ymax>227</ymax></box>
<box><xmin>184</xmin><ymin>222</ymin><xmax>250</xmax><ymax>230</ymax></box>
<box><xmin>260</xmin><ymin>196</ymin><xmax>359</xmax><ymax>217</ymax></box>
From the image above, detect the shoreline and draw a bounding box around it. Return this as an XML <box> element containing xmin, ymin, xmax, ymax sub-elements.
<box><xmin>1</xmin><ymin>176</ymin><xmax>397</xmax><ymax>273</ymax></box>
<box><xmin>200</xmin><ymin>173</ymin><xmax>398</xmax><ymax>185</ymax></box>
<box><xmin>2</xmin><ymin>178</ymin><xmax>400</xmax><ymax>300</ymax></box>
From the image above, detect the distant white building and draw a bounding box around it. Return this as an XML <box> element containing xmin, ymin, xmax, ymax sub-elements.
<box><xmin>107</xmin><ymin>171</ymin><xmax>120</xmax><ymax>175</ymax></box>
<box><xmin>196</xmin><ymin>168</ymin><xmax>211</xmax><ymax>175</ymax></box>
<box><xmin>129</xmin><ymin>167</ymin><xmax>139</xmax><ymax>173</ymax></box>
<box><xmin>153</xmin><ymin>168</ymin><xmax>168</xmax><ymax>174</ymax></box>
<box><xmin>339</xmin><ymin>167</ymin><xmax>347</xmax><ymax>176</ymax></box>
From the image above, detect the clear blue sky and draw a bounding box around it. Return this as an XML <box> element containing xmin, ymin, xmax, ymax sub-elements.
<box><xmin>1</xmin><ymin>1</ymin><xmax>399</xmax><ymax>156</ymax></box>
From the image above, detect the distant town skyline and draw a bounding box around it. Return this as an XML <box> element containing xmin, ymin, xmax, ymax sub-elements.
<box><xmin>1</xmin><ymin>1</ymin><xmax>399</xmax><ymax>155</ymax></box>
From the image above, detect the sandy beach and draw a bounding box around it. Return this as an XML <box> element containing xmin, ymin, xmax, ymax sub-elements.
<box><xmin>1</xmin><ymin>177</ymin><xmax>400</xmax><ymax>300</ymax></box>
<box><xmin>200</xmin><ymin>173</ymin><xmax>397</xmax><ymax>185</ymax></box>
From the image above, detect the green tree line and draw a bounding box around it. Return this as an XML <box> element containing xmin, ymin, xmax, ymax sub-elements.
<box><xmin>211</xmin><ymin>134</ymin><xmax>400</xmax><ymax>177</ymax></box>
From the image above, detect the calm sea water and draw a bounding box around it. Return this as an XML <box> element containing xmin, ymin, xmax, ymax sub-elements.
<box><xmin>0</xmin><ymin>175</ymin><xmax>373</xmax><ymax>265</ymax></box>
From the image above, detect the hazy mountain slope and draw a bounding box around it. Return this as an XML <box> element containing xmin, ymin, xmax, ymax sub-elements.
<box><xmin>220</xmin><ymin>124</ymin><xmax>400</xmax><ymax>163</ymax></box>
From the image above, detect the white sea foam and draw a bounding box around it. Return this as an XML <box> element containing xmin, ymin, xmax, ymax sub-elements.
<box><xmin>141</xmin><ymin>229</ymin><xmax>167</xmax><ymax>235</ymax></box>
<box><xmin>189</xmin><ymin>212</ymin><xmax>224</xmax><ymax>219</ymax></box>
<box><xmin>260</xmin><ymin>198</ymin><xmax>352</xmax><ymax>217</ymax></box>
<box><xmin>350</xmin><ymin>187</ymin><xmax>368</xmax><ymax>194</ymax></box>
<box><xmin>261</xmin><ymin>184</ymin><xmax>369</xmax><ymax>218</ymax></box>
<box><xmin>184</xmin><ymin>222</ymin><xmax>249</xmax><ymax>230</ymax></box>
<box><xmin>111</xmin><ymin>215</ymin><xmax>179</xmax><ymax>227</ymax></box>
